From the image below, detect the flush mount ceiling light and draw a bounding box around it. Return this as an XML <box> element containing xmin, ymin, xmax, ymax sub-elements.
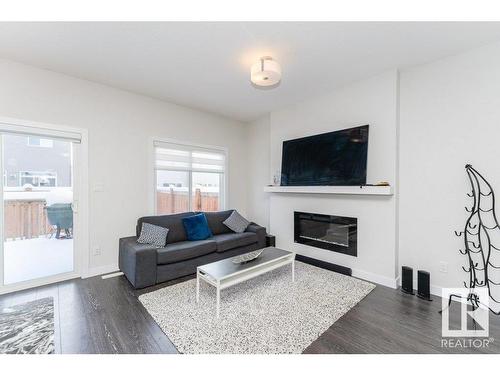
<box><xmin>250</xmin><ymin>56</ymin><xmax>281</xmax><ymax>88</ymax></box>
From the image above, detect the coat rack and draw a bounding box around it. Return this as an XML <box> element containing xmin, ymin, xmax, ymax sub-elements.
<box><xmin>445</xmin><ymin>164</ymin><xmax>500</xmax><ymax>315</ymax></box>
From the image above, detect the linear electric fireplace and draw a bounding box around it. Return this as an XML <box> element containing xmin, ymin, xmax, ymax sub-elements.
<box><xmin>294</xmin><ymin>211</ymin><xmax>357</xmax><ymax>257</ymax></box>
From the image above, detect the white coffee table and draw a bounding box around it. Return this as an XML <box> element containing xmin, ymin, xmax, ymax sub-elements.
<box><xmin>196</xmin><ymin>247</ymin><xmax>295</xmax><ymax>318</ymax></box>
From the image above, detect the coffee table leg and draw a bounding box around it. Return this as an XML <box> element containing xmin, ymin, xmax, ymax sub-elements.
<box><xmin>216</xmin><ymin>282</ymin><xmax>220</xmax><ymax>318</ymax></box>
<box><xmin>196</xmin><ymin>270</ymin><xmax>200</xmax><ymax>303</ymax></box>
<box><xmin>292</xmin><ymin>260</ymin><xmax>295</xmax><ymax>282</ymax></box>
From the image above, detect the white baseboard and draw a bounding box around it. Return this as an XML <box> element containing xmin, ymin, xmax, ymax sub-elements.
<box><xmin>351</xmin><ymin>268</ymin><xmax>398</xmax><ymax>289</ymax></box>
<box><xmin>430</xmin><ymin>285</ymin><xmax>443</xmax><ymax>297</ymax></box>
<box><xmin>354</xmin><ymin>271</ymin><xmax>444</xmax><ymax>296</ymax></box>
<box><xmin>101</xmin><ymin>271</ymin><xmax>124</xmax><ymax>279</ymax></box>
<box><xmin>395</xmin><ymin>276</ymin><xmax>444</xmax><ymax>298</ymax></box>
<box><xmin>293</xmin><ymin>250</ymin><xmax>399</xmax><ymax>289</ymax></box>
<box><xmin>426</xmin><ymin>283</ymin><xmax>443</xmax><ymax>298</ymax></box>
<box><xmin>82</xmin><ymin>264</ymin><xmax>119</xmax><ymax>279</ymax></box>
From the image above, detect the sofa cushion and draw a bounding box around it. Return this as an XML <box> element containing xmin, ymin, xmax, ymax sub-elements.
<box><xmin>137</xmin><ymin>212</ymin><xmax>194</xmax><ymax>244</ymax></box>
<box><xmin>204</xmin><ymin>210</ymin><xmax>234</xmax><ymax>235</ymax></box>
<box><xmin>213</xmin><ymin>232</ymin><xmax>258</xmax><ymax>253</ymax></box>
<box><xmin>223</xmin><ymin>210</ymin><xmax>250</xmax><ymax>233</ymax></box>
<box><xmin>137</xmin><ymin>222</ymin><xmax>169</xmax><ymax>247</ymax></box>
<box><xmin>156</xmin><ymin>239</ymin><xmax>216</xmax><ymax>265</ymax></box>
<box><xmin>182</xmin><ymin>213</ymin><xmax>213</xmax><ymax>241</ymax></box>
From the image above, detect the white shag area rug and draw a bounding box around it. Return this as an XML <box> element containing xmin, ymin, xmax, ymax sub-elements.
<box><xmin>139</xmin><ymin>261</ymin><xmax>375</xmax><ymax>354</ymax></box>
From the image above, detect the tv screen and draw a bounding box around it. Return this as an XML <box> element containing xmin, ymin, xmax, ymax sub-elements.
<box><xmin>280</xmin><ymin>125</ymin><xmax>369</xmax><ymax>186</ymax></box>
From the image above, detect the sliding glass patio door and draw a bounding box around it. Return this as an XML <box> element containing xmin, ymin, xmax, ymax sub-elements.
<box><xmin>0</xmin><ymin>121</ymin><xmax>84</xmax><ymax>293</ymax></box>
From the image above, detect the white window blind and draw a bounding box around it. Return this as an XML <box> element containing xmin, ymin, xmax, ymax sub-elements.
<box><xmin>0</xmin><ymin>122</ymin><xmax>82</xmax><ymax>143</ymax></box>
<box><xmin>154</xmin><ymin>141</ymin><xmax>226</xmax><ymax>173</ymax></box>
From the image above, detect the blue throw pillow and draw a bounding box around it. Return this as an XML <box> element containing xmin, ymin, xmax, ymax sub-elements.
<box><xmin>182</xmin><ymin>213</ymin><xmax>213</xmax><ymax>241</ymax></box>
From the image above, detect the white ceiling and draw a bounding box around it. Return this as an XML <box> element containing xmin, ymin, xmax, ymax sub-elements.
<box><xmin>1</xmin><ymin>22</ymin><xmax>500</xmax><ymax>122</ymax></box>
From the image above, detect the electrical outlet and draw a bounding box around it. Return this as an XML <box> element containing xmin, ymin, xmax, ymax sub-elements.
<box><xmin>93</xmin><ymin>246</ymin><xmax>101</xmax><ymax>256</ymax></box>
<box><xmin>439</xmin><ymin>261</ymin><xmax>448</xmax><ymax>273</ymax></box>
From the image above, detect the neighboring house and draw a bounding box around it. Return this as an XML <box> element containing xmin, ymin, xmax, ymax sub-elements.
<box><xmin>2</xmin><ymin>134</ymin><xmax>72</xmax><ymax>188</ymax></box>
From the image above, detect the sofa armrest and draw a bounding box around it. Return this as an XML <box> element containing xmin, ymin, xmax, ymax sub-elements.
<box><xmin>245</xmin><ymin>223</ymin><xmax>267</xmax><ymax>248</ymax></box>
<box><xmin>119</xmin><ymin>236</ymin><xmax>157</xmax><ymax>289</ymax></box>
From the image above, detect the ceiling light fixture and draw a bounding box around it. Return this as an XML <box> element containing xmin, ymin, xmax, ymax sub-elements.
<box><xmin>250</xmin><ymin>56</ymin><xmax>281</xmax><ymax>88</ymax></box>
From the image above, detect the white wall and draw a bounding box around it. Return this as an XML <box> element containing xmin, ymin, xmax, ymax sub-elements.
<box><xmin>399</xmin><ymin>42</ymin><xmax>500</xmax><ymax>295</ymax></box>
<box><xmin>5</xmin><ymin>40</ymin><xmax>500</xmax><ymax>293</ymax></box>
<box><xmin>252</xmin><ymin>43</ymin><xmax>500</xmax><ymax>295</ymax></box>
<box><xmin>0</xmin><ymin>58</ymin><xmax>248</xmax><ymax>275</ymax></box>
<box><xmin>246</xmin><ymin>115</ymin><xmax>271</xmax><ymax>229</ymax></box>
<box><xmin>267</xmin><ymin>71</ymin><xmax>399</xmax><ymax>287</ymax></box>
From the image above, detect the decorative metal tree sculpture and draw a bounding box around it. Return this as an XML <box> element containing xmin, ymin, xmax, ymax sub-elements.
<box><xmin>450</xmin><ymin>164</ymin><xmax>500</xmax><ymax>315</ymax></box>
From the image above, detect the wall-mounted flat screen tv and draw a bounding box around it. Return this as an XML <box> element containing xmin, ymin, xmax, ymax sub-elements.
<box><xmin>280</xmin><ymin>125</ymin><xmax>369</xmax><ymax>186</ymax></box>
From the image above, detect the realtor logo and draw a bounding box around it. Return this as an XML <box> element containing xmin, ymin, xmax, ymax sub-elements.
<box><xmin>441</xmin><ymin>287</ymin><xmax>489</xmax><ymax>337</ymax></box>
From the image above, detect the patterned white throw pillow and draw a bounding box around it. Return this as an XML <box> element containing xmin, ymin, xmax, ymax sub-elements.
<box><xmin>223</xmin><ymin>210</ymin><xmax>250</xmax><ymax>233</ymax></box>
<box><xmin>137</xmin><ymin>223</ymin><xmax>169</xmax><ymax>247</ymax></box>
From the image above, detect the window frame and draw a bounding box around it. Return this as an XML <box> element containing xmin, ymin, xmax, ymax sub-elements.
<box><xmin>151</xmin><ymin>138</ymin><xmax>228</xmax><ymax>215</ymax></box>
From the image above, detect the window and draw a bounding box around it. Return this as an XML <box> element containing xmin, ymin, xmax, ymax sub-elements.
<box><xmin>27</xmin><ymin>137</ymin><xmax>54</xmax><ymax>148</ymax></box>
<box><xmin>154</xmin><ymin>141</ymin><xmax>226</xmax><ymax>214</ymax></box>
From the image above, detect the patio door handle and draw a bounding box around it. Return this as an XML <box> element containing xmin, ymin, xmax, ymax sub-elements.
<box><xmin>72</xmin><ymin>200</ymin><xmax>79</xmax><ymax>214</ymax></box>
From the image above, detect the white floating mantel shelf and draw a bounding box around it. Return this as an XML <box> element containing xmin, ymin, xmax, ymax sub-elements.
<box><xmin>263</xmin><ymin>185</ymin><xmax>393</xmax><ymax>196</ymax></box>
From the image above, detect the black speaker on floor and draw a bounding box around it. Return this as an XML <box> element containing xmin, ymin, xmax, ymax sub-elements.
<box><xmin>417</xmin><ymin>270</ymin><xmax>432</xmax><ymax>301</ymax></box>
<box><xmin>266</xmin><ymin>234</ymin><xmax>276</xmax><ymax>247</ymax></box>
<box><xmin>401</xmin><ymin>266</ymin><xmax>415</xmax><ymax>295</ymax></box>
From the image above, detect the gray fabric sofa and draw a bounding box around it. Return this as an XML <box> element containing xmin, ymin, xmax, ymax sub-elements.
<box><xmin>119</xmin><ymin>210</ymin><xmax>267</xmax><ymax>289</ymax></box>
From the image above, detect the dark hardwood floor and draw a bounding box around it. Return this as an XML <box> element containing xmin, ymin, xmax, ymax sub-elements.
<box><xmin>1</xmin><ymin>269</ymin><xmax>499</xmax><ymax>354</ymax></box>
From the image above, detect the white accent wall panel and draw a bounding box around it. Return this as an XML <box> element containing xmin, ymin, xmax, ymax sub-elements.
<box><xmin>268</xmin><ymin>70</ymin><xmax>399</xmax><ymax>287</ymax></box>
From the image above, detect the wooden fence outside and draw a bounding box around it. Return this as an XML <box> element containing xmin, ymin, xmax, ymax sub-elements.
<box><xmin>157</xmin><ymin>188</ymin><xmax>219</xmax><ymax>214</ymax></box>
<box><xmin>2</xmin><ymin>189</ymin><xmax>220</xmax><ymax>239</ymax></box>
<box><xmin>4</xmin><ymin>199</ymin><xmax>52</xmax><ymax>240</ymax></box>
